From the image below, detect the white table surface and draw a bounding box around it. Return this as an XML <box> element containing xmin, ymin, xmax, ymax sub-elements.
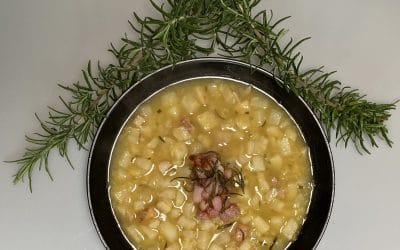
<box><xmin>0</xmin><ymin>0</ymin><xmax>399</xmax><ymax>249</ymax></box>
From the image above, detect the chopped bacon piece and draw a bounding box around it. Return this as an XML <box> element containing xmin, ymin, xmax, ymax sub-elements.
<box><xmin>186</xmin><ymin>151</ymin><xmax>244</xmax><ymax>223</ymax></box>
<box><xmin>234</xmin><ymin>224</ymin><xmax>250</xmax><ymax>244</ymax></box>
<box><xmin>212</xmin><ymin>196</ymin><xmax>223</xmax><ymax>212</ymax></box>
<box><xmin>220</xmin><ymin>203</ymin><xmax>240</xmax><ymax>223</ymax></box>
<box><xmin>207</xmin><ymin>207</ymin><xmax>220</xmax><ymax>218</ymax></box>
<box><xmin>193</xmin><ymin>185</ymin><xmax>204</xmax><ymax>204</ymax></box>
<box><xmin>181</xmin><ymin>117</ymin><xmax>194</xmax><ymax>131</ymax></box>
<box><xmin>189</xmin><ymin>151</ymin><xmax>219</xmax><ymax>171</ymax></box>
<box><xmin>137</xmin><ymin>206</ymin><xmax>157</xmax><ymax>221</ymax></box>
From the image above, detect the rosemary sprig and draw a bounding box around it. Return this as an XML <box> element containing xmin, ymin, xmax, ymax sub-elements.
<box><xmin>8</xmin><ymin>0</ymin><xmax>396</xmax><ymax>190</ymax></box>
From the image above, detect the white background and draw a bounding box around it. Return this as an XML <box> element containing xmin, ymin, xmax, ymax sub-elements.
<box><xmin>0</xmin><ymin>0</ymin><xmax>399</xmax><ymax>249</ymax></box>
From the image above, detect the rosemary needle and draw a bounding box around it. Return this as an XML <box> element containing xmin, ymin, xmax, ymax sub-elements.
<box><xmin>8</xmin><ymin>0</ymin><xmax>397</xmax><ymax>191</ymax></box>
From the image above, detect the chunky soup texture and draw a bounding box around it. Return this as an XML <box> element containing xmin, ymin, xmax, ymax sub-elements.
<box><xmin>109</xmin><ymin>78</ymin><xmax>313</xmax><ymax>250</ymax></box>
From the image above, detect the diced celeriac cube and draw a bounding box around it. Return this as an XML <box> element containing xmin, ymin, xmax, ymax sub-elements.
<box><xmin>282</xmin><ymin>219</ymin><xmax>299</xmax><ymax>240</ymax></box>
<box><xmin>182</xmin><ymin>94</ymin><xmax>200</xmax><ymax>113</ymax></box>
<box><xmin>197</xmin><ymin>230</ymin><xmax>212</xmax><ymax>250</ymax></box>
<box><xmin>250</xmin><ymin>96</ymin><xmax>269</xmax><ymax>109</ymax></box>
<box><xmin>251</xmin><ymin>156</ymin><xmax>266</xmax><ymax>171</ymax></box>
<box><xmin>161</xmin><ymin>91</ymin><xmax>178</xmax><ymax>106</ymax></box>
<box><xmin>160</xmin><ymin>221</ymin><xmax>178</xmax><ymax>242</ymax></box>
<box><xmin>268</xmin><ymin>109</ymin><xmax>282</xmax><ymax>125</ymax></box>
<box><xmin>133</xmin><ymin>115</ymin><xmax>146</xmax><ymax>127</ymax></box>
<box><xmin>172</xmin><ymin>126</ymin><xmax>191</xmax><ymax>141</ymax></box>
<box><xmin>118</xmin><ymin>150</ymin><xmax>131</xmax><ymax>168</ymax></box>
<box><xmin>270</xmin><ymin>155</ymin><xmax>282</xmax><ymax>169</ymax></box>
<box><xmin>126</xmin><ymin>225</ymin><xmax>144</xmax><ymax>243</ymax></box>
<box><xmin>280</xmin><ymin>136</ymin><xmax>292</xmax><ymax>155</ymax></box>
<box><xmin>253</xmin><ymin>216</ymin><xmax>270</xmax><ymax>234</ymax></box>
<box><xmin>126</xmin><ymin>127</ymin><xmax>140</xmax><ymax>144</ymax></box>
<box><xmin>197</xmin><ymin>111</ymin><xmax>220</xmax><ymax>130</ymax></box>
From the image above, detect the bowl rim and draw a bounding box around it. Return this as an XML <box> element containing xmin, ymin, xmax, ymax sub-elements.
<box><xmin>87</xmin><ymin>57</ymin><xmax>335</xmax><ymax>250</ymax></box>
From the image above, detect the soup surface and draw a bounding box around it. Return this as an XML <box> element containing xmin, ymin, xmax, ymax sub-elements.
<box><xmin>109</xmin><ymin>78</ymin><xmax>313</xmax><ymax>250</ymax></box>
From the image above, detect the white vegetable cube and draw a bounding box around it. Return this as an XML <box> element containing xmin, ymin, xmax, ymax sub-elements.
<box><xmin>140</xmin><ymin>226</ymin><xmax>158</xmax><ymax>240</ymax></box>
<box><xmin>209</xmin><ymin>244</ymin><xmax>224</xmax><ymax>250</ymax></box>
<box><xmin>285</xmin><ymin>128</ymin><xmax>298</xmax><ymax>141</ymax></box>
<box><xmin>254</xmin><ymin>136</ymin><xmax>268</xmax><ymax>154</ymax></box>
<box><xmin>197</xmin><ymin>230</ymin><xmax>212</xmax><ymax>250</ymax></box>
<box><xmin>169</xmin><ymin>208</ymin><xmax>181</xmax><ymax>218</ymax></box>
<box><xmin>175</xmin><ymin>190</ymin><xmax>186</xmax><ymax>207</ymax></box>
<box><xmin>235</xmin><ymin>100</ymin><xmax>250</xmax><ymax>114</ymax></box>
<box><xmin>240</xmin><ymin>214</ymin><xmax>252</xmax><ymax>224</ymax></box>
<box><xmin>158</xmin><ymin>161</ymin><xmax>172</xmax><ymax>175</ymax></box>
<box><xmin>161</xmin><ymin>91</ymin><xmax>178</xmax><ymax>106</ymax></box>
<box><xmin>156</xmin><ymin>199</ymin><xmax>173</xmax><ymax>214</ymax></box>
<box><xmin>280</xmin><ymin>136</ymin><xmax>292</xmax><ymax>155</ymax></box>
<box><xmin>251</xmin><ymin>156</ymin><xmax>266</xmax><ymax>171</ymax></box>
<box><xmin>253</xmin><ymin>109</ymin><xmax>267</xmax><ymax>126</ymax></box>
<box><xmin>126</xmin><ymin>225</ymin><xmax>144</xmax><ymax>243</ymax></box>
<box><xmin>287</xmin><ymin>183</ymin><xmax>299</xmax><ymax>199</ymax></box>
<box><xmin>165</xmin><ymin>243</ymin><xmax>180</xmax><ymax>250</ymax></box>
<box><xmin>216</xmin><ymin>131</ymin><xmax>231</xmax><ymax>146</ymax></box>
<box><xmin>147</xmin><ymin>137</ymin><xmax>160</xmax><ymax>149</ymax></box>
<box><xmin>132</xmin><ymin>115</ymin><xmax>146</xmax><ymax>127</ymax></box>
<box><xmin>207</xmin><ymin>83</ymin><xmax>222</xmax><ymax>98</ymax></box>
<box><xmin>197</xmin><ymin>133</ymin><xmax>212</xmax><ymax>148</ymax></box>
<box><xmin>177</xmin><ymin>216</ymin><xmax>196</xmax><ymax>230</ymax></box>
<box><xmin>246</xmin><ymin>141</ymin><xmax>255</xmax><ymax>155</ymax></box>
<box><xmin>268</xmin><ymin>109</ymin><xmax>282</xmax><ymax>125</ymax></box>
<box><xmin>253</xmin><ymin>216</ymin><xmax>270</xmax><ymax>234</ymax></box>
<box><xmin>139</xmin><ymin>105</ymin><xmax>152</xmax><ymax>117</ymax></box>
<box><xmin>182</xmin><ymin>230</ymin><xmax>196</xmax><ymax>240</ymax></box>
<box><xmin>282</xmin><ymin>219</ymin><xmax>299</xmax><ymax>240</ymax></box>
<box><xmin>250</xmin><ymin>195</ymin><xmax>261</xmax><ymax>207</ymax></box>
<box><xmin>238</xmin><ymin>154</ymin><xmax>250</xmax><ymax>164</ymax></box>
<box><xmin>182</xmin><ymin>94</ymin><xmax>200</xmax><ymax>113</ymax></box>
<box><xmin>270</xmin><ymin>216</ymin><xmax>284</xmax><ymax>229</ymax></box>
<box><xmin>133</xmin><ymin>201</ymin><xmax>145</xmax><ymax>212</ymax></box>
<box><xmin>142</xmin><ymin>148</ymin><xmax>154</xmax><ymax>158</ymax></box>
<box><xmin>197</xmin><ymin>111</ymin><xmax>220</xmax><ymax>130</ymax></box>
<box><xmin>160</xmin><ymin>221</ymin><xmax>178</xmax><ymax>242</ymax></box>
<box><xmin>167</xmin><ymin>106</ymin><xmax>180</xmax><ymax>117</ymax></box>
<box><xmin>171</xmin><ymin>142</ymin><xmax>188</xmax><ymax>162</ymax></box>
<box><xmin>257</xmin><ymin>172</ymin><xmax>270</xmax><ymax>191</ymax></box>
<box><xmin>219</xmin><ymin>84</ymin><xmax>238</xmax><ymax>104</ymax></box>
<box><xmin>183</xmin><ymin>202</ymin><xmax>195</xmax><ymax>217</ymax></box>
<box><xmin>250</xmin><ymin>96</ymin><xmax>269</xmax><ymax>109</ymax></box>
<box><xmin>270</xmin><ymin>155</ymin><xmax>282</xmax><ymax>169</ymax></box>
<box><xmin>161</xmin><ymin>188</ymin><xmax>177</xmax><ymax>200</ymax></box>
<box><xmin>213</xmin><ymin>232</ymin><xmax>231</xmax><ymax>246</ymax></box>
<box><xmin>270</xmin><ymin>199</ymin><xmax>285</xmax><ymax>212</ymax></box>
<box><xmin>195</xmin><ymin>86</ymin><xmax>207</xmax><ymax>105</ymax></box>
<box><xmin>134</xmin><ymin>157</ymin><xmax>153</xmax><ymax>172</ymax></box>
<box><xmin>172</xmin><ymin>126</ymin><xmax>191</xmax><ymax>141</ymax></box>
<box><xmin>199</xmin><ymin>220</ymin><xmax>217</xmax><ymax>231</ymax></box>
<box><xmin>148</xmin><ymin>219</ymin><xmax>160</xmax><ymax>229</ymax></box>
<box><xmin>239</xmin><ymin>239</ymin><xmax>252</xmax><ymax>250</ymax></box>
<box><xmin>126</xmin><ymin>127</ymin><xmax>140</xmax><ymax>145</ymax></box>
<box><xmin>182</xmin><ymin>240</ymin><xmax>196</xmax><ymax>250</ymax></box>
<box><xmin>235</xmin><ymin>114</ymin><xmax>250</xmax><ymax>130</ymax></box>
<box><xmin>266</xmin><ymin>126</ymin><xmax>283</xmax><ymax>138</ymax></box>
<box><xmin>118</xmin><ymin>150</ymin><xmax>131</xmax><ymax>168</ymax></box>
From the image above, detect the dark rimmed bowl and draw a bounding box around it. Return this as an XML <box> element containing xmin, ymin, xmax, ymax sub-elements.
<box><xmin>87</xmin><ymin>58</ymin><xmax>334</xmax><ymax>250</ymax></box>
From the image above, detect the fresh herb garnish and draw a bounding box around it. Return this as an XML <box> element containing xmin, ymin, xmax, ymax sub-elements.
<box><xmin>8</xmin><ymin>0</ymin><xmax>396</xmax><ymax>191</ymax></box>
<box><xmin>183</xmin><ymin>151</ymin><xmax>243</xmax><ymax>222</ymax></box>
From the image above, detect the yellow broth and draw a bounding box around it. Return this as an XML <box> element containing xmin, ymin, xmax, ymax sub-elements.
<box><xmin>109</xmin><ymin>78</ymin><xmax>313</xmax><ymax>250</ymax></box>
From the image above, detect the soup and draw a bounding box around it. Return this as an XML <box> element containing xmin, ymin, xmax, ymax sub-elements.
<box><xmin>109</xmin><ymin>78</ymin><xmax>313</xmax><ymax>250</ymax></box>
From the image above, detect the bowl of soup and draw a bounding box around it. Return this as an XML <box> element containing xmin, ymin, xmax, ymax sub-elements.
<box><xmin>87</xmin><ymin>58</ymin><xmax>334</xmax><ymax>250</ymax></box>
